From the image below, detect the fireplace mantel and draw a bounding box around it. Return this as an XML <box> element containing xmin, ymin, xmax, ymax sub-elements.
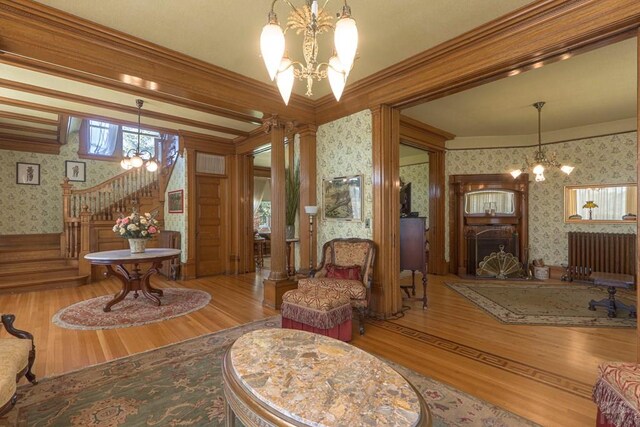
<box><xmin>449</xmin><ymin>173</ymin><xmax>529</xmax><ymax>277</ymax></box>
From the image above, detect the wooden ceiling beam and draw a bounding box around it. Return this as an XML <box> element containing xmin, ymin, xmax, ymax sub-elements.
<box><xmin>0</xmin><ymin>78</ymin><xmax>252</xmax><ymax>137</ymax></box>
<box><xmin>0</xmin><ymin>0</ymin><xmax>315</xmax><ymax>126</ymax></box>
<box><xmin>315</xmin><ymin>0</ymin><xmax>640</xmax><ymax>124</ymax></box>
<box><xmin>0</xmin><ymin>122</ymin><xmax>58</xmax><ymax>136</ymax></box>
<box><xmin>0</xmin><ymin>138</ymin><xmax>60</xmax><ymax>154</ymax></box>
<box><xmin>0</xmin><ymin>110</ymin><xmax>58</xmax><ymax>126</ymax></box>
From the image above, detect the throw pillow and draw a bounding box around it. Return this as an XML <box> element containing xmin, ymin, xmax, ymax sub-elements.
<box><xmin>326</xmin><ymin>264</ymin><xmax>362</xmax><ymax>281</ymax></box>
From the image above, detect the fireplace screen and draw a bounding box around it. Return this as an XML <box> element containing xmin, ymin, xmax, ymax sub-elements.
<box><xmin>466</xmin><ymin>227</ymin><xmax>523</xmax><ymax>277</ymax></box>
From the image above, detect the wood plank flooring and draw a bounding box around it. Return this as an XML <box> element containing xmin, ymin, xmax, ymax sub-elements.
<box><xmin>0</xmin><ymin>272</ymin><xmax>635</xmax><ymax>426</ymax></box>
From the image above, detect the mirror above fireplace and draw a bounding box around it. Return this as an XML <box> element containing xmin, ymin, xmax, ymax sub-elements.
<box><xmin>464</xmin><ymin>190</ymin><xmax>515</xmax><ymax>215</ymax></box>
<box><xmin>564</xmin><ymin>184</ymin><xmax>637</xmax><ymax>223</ymax></box>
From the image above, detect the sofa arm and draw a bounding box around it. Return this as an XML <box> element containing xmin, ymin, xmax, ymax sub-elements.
<box><xmin>1</xmin><ymin>314</ymin><xmax>34</xmax><ymax>342</ymax></box>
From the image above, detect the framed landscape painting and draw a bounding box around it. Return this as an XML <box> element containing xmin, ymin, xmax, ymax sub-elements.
<box><xmin>168</xmin><ymin>189</ymin><xmax>184</xmax><ymax>213</ymax></box>
<box><xmin>322</xmin><ymin>175</ymin><xmax>363</xmax><ymax>221</ymax></box>
<box><xmin>16</xmin><ymin>162</ymin><xmax>40</xmax><ymax>185</ymax></box>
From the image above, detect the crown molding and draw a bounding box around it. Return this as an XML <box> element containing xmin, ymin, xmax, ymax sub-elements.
<box><xmin>0</xmin><ymin>138</ymin><xmax>60</xmax><ymax>154</ymax></box>
<box><xmin>0</xmin><ymin>109</ymin><xmax>58</xmax><ymax>126</ymax></box>
<box><xmin>179</xmin><ymin>130</ymin><xmax>235</xmax><ymax>155</ymax></box>
<box><xmin>0</xmin><ymin>0</ymin><xmax>316</xmax><ymax>125</ymax></box>
<box><xmin>315</xmin><ymin>0</ymin><xmax>640</xmax><ymax>124</ymax></box>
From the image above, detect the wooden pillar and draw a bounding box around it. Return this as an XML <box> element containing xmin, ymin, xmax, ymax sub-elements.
<box><xmin>60</xmin><ymin>178</ymin><xmax>73</xmax><ymax>258</ymax></box>
<box><xmin>263</xmin><ymin>118</ymin><xmax>296</xmax><ymax>308</ymax></box>
<box><xmin>183</xmin><ymin>146</ymin><xmax>197</xmax><ymax>279</ymax></box>
<box><xmin>78</xmin><ymin>205</ymin><xmax>92</xmax><ymax>280</ymax></box>
<box><xmin>370</xmin><ymin>105</ymin><xmax>402</xmax><ymax>316</ymax></box>
<box><xmin>428</xmin><ymin>150</ymin><xmax>447</xmax><ymax>274</ymax></box>
<box><xmin>636</xmin><ymin>28</ymin><xmax>639</xmax><ymax>363</ymax></box>
<box><xmin>298</xmin><ymin>125</ymin><xmax>317</xmax><ymax>271</ymax></box>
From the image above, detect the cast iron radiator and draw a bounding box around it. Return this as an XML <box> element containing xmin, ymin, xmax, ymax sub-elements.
<box><xmin>567</xmin><ymin>232</ymin><xmax>636</xmax><ymax>281</ymax></box>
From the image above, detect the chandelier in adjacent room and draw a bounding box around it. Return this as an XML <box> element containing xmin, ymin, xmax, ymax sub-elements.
<box><xmin>120</xmin><ymin>99</ymin><xmax>158</xmax><ymax>172</ymax></box>
<box><xmin>510</xmin><ymin>101</ymin><xmax>574</xmax><ymax>182</ymax></box>
<box><xmin>259</xmin><ymin>0</ymin><xmax>358</xmax><ymax>105</ymax></box>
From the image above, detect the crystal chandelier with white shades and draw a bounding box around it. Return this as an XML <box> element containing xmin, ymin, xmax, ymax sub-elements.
<box><xmin>259</xmin><ymin>0</ymin><xmax>358</xmax><ymax>104</ymax></box>
<box><xmin>510</xmin><ymin>102</ymin><xmax>574</xmax><ymax>182</ymax></box>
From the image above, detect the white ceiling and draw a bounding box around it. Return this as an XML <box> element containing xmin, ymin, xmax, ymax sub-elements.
<box><xmin>403</xmin><ymin>38</ymin><xmax>638</xmax><ymax>140</ymax></box>
<box><xmin>34</xmin><ymin>0</ymin><xmax>532</xmax><ymax>99</ymax></box>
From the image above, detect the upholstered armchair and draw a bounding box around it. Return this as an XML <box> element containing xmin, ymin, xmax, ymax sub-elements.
<box><xmin>297</xmin><ymin>238</ymin><xmax>376</xmax><ymax>335</ymax></box>
<box><xmin>0</xmin><ymin>314</ymin><xmax>37</xmax><ymax>416</ymax></box>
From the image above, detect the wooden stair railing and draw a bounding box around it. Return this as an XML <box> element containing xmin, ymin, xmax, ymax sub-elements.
<box><xmin>61</xmin><ymin>167</ymin><xmax>159</xmax><ymax>260</ymax></box>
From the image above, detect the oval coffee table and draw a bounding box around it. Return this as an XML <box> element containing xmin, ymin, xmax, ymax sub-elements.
<box><xmin>222</xmin><ymin>328</ymin><xmax>431</xmax><ymax>427</ymax></box>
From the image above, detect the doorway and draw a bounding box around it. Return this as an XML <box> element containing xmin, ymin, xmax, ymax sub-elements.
<box><xmin>196</xmin><ymin>175</ymin><xmax>227</xmax><ymax>277</ymax></box>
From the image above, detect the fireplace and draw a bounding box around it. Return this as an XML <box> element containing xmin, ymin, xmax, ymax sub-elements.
<box><xmin>466</xmin><ymin>226</ymin><xmax>519</xmax><ymax>276</ymax></box>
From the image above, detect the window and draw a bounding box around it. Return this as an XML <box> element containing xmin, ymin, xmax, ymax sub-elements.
<box><xmin>78</xmin><ymin>118</ymin><xmax>161</xmax><ymax>161</ymax></box>
<box><xmin>254</xmin><ymin>201</ymin><xmax>272</xmax><ymax>231</ymax></box>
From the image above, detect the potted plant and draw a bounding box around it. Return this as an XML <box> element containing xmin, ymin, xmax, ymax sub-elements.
<box><xmin>285</xmin><ymin>162</ymin><xmax>300</xmax><ymax>239</ymax></box>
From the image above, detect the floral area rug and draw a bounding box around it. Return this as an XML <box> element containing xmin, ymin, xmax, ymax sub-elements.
<box><xmin>3</xmin><ymin>317</ymin><xmax>538</xmax><ymax>426</ymax></box>
<box><xmin>448</xmin><ymin>282</ymin><xmax>637</xmax><ymax>327</ymax></box>
<box><xmin>52</xmin><ymin>288</ymin><xmax>211</xmax><ymax>330</ymax></box>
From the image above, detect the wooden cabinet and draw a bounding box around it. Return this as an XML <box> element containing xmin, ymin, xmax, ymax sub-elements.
<box><xmin>400</xmin><ymin>217</ymin><xmax>428</xmax><ymax>308</ymax></box>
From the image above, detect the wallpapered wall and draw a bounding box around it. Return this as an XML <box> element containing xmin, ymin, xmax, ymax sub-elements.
<box><xmin>0</xmin><ymin>130</ymin><xmax>122</xmax><ymax>235</ymax></box>
<box><xmin>400</xmin><ymin>163</ymin><xmax>429</xmax><ymax>218</ymax></box>
<box><xmin>446</xmin><ymin>131</ymin><xmax>637</xmax><ymax>266</ymax></box>
<box><xmin>316</xmin><ymin>110</ymin><xmax>373</xmax><ymax>254</ymax></box>
<box><xmin>164</xmin><ymin>151</ymin><xmax>188</xmax><ymax>263</ymax></box>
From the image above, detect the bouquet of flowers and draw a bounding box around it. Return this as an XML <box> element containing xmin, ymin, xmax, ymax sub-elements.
<box><xmin>113</xmin><ymin>209</ymin><xmax>160</xmax><ymax>239</ymax></box>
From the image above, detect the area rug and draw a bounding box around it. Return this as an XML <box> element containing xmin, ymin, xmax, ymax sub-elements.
<box><xmin>447</xmin><ymin>282</ymin><xmax>637</xmax><ymax>327</ymax></box>
<box><xmin>52</xmin><ymin>288</ymin><xmax>211</xmax><ymax>330</ymax></box>
<box><xmin>2</xmin><ymin>317</ymin><xmax>538</xmax><ymax>427</ymax></box>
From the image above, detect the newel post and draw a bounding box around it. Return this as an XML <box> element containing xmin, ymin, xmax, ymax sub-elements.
<box><xmin>78</xmin><ymin>205</ymin><xmax>92</xmax><ymax>280</ymax></box>
<box><xmin>60</xmin><ymin>178</ymin><xmax>73</xmax><ymax>257</ymax></box>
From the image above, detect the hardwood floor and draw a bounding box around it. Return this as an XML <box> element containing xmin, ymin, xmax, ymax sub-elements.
<box><xmin>0</xmin><ymin>271</ymin><xmax>635</xmax><ymax>426</ymax></box>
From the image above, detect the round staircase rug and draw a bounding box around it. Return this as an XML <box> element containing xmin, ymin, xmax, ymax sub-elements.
<box><xmin>52</xmin><ymin>288</ymin><xmax>211</xmax><ymax>330</ymax></box>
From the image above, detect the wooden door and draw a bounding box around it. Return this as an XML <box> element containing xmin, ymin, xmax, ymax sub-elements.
<box><xmin>196</xmin><ymin>175</ymin><xmax>227</xmax><ymax>277</ymax></box>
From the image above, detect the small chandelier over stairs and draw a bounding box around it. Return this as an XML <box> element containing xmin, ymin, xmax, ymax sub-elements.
<box><xmin>120</xmin><ymin>99</ymin><xmax>159</xmax><ymax>172</ymax></box>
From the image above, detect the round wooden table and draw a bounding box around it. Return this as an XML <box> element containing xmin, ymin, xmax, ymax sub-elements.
<box><xmin>222</xmin><ymin>328</ymin><xmax>431</xmax><ymax>427</ymax></box>
<box><xmin>84</xmin><ymin>248</ymin><xmax>181</xmax><ymax>312</ymax></box>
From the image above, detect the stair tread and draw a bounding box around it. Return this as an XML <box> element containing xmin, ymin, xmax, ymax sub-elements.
<box><xmin>0</xmin><ymin>264</ymin><xmax>75</xmax><ymax>276</ymax></box>
<box><xmin>0</xmin><ymin>273</ymin><xmax>88</xmax><ymax>287</ymax></box>
<box><xmin>0</xmin><ymin>244</ymin><xmax>59</xmax><ymax>252</ymax></box>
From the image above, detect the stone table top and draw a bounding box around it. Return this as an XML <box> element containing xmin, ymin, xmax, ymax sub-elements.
<box><xmin>228</xmin><ymin>328</ymin><xmax>426</xmax><ymax>426</ymax></box>
<box><xmin>84</xmin><ymin>248</ymin><xmax>181</xmax><ymax>263</ymax></box>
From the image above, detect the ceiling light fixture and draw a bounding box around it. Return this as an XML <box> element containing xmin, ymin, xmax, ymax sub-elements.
<box><xmin>120</xmin><ymin>99</ymin><xmax>158</xmax><ymax>172</ymax></box>
<box><xmin>259</xmin><ymin>0</ymin><xmax>358</xmax><ymax>105</ymax></box>
<box><xmin>510</xmin><ymin>101</ymin><xmax>574</xmax><ymax>182</ymax></box>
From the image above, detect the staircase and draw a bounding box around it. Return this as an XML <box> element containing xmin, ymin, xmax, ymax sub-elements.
<box><xmin>0</xmin><ymin>234</ymin><xmax>88</xmax><ymax>293</ymax></box>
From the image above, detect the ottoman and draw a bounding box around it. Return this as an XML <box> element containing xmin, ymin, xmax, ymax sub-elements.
<box><xmin>281</xmin><ymin>288</ymin><xmax>353</xmax><ymax>342</ymax></box>
<box><xmin>593</xmin><ymin>362</ymin><xmax>640</xmax><ymax>427</ymax></box>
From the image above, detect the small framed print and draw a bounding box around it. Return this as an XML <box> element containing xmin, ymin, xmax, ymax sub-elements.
<box><xmin>16</xmin><ymin>162</ymin><xmax>40</xmax><ymax>185</ymax></box>
<box><xmin>168</xmin><ymin>189</ymin><xmax>184</xmax><ymax>213</ymax></box>
<box><xmin>65</xmin><ymin>160</ymin><xmax>86</xmax><ymax>182</ymax></box>
<box><xmin>322</xmin><ymin>174</ymin><xmax>363</xmax><ymax>221</ymax></box>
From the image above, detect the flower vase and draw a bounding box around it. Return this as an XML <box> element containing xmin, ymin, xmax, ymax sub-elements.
<box><xmin>128</xmin><ymin>238</ymin><xmax>147</xmax><ymax>254</ymax></box>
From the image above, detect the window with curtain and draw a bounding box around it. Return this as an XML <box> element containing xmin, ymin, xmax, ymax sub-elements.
<box><xmin>567</xmin><ymin>185</ymin><xmax>637</xmax><ymax>221</ymax></box>
<box><xmin>78</xmin><ymin>118</ymin><xmax>161</xmax><ymax>161</ymax></box>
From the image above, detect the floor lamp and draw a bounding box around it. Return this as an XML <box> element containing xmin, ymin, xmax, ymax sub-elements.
<box><xmin>304</xmin><ymin>206</ymin><xmax>318</xmax><ymax>271</ymax></box>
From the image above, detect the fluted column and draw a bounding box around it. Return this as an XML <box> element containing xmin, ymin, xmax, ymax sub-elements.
<box><xmin>267</xmin><ymin>119</ymin><xmax>288</xmax><ymax>280</ymax></box>
<box><xmin>298</xmin><ymin>125</ymin><xmax>317</xmax><ymax>271</ymax></box>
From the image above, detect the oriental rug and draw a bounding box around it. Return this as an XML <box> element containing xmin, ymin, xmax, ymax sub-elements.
<box><xmin>447</xmin><ymin>282</ymin><xmax>637</xmax><ymax>327</ymax></box>
<box><xmin>2</xmin><ymin>317</ymin><xmax>537</xmax><ymax>427</ymax></box>
<box><xmin>52</xmin><ymin>288</ymin><xmax>211</xmax><ymax>330</ymax></box>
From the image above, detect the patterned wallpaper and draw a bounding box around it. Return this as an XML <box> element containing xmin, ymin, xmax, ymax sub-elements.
<box><xmin>164</xmin><ymin>151</ymin><xmax>188</xmax><ymax>263</ymax></box>
<box><xmin>316</xmin><ymin>110</ymin><xmax>373</xmax><ymax>254</ymax></box>
<box><xmin>0</xmin><ymin>130</ymin><xmax>123</xmax><ymax>235</ymax></box>
<box><xmin>400</xmin><ymin>163</ymin><xmax>429</xmax><ymax>218</ymax></box>
<box><xmin>446</xmin><ymin>132</ymin><xmax>637</xmax><ymax>266</ymax></box>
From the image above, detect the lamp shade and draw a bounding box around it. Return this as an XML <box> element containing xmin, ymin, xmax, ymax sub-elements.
<box><xmin>145</xmin><ymin>159</ymin><xmax>158</xmax><ymax>172</ymax></box>
<box><xmin>561</xmin><ymin>165</ymin><xmax>574</xmax><ymax>175</ymax></box>
<box><xmin>130</xmin><ymin>155</ymin><xmax>144</xmax><ymax>168</ymax></box>
<box><xmin>510</xmin><ymin>169</ymin><xmax>522</xmax><ymax>179</ymax></box>
<box><xmin>304</xmin><ymin>205</ymin><xmax>318</xmax><ymax>215</ymax></box>
<box><xmin>260</xmin><ymin>21</ymin><xmax>285</xmax><ymax>81</ymax></box>
<box><xmin>120</xmin><ymin>158</ymin><xmax>132</xmax><ymax>170</ymax></box>
<box><xmin>334</xmin><ymin>15</ymin><xmax>358</xmax><ymax>73</ymax></box>
<box><xmin>327</xmin><ymin>56</ymin><xmax>347</xmax><ymax>101</ymax></box>
<box><xmin>276</xmin><ymin>56</ymin><xmax>294</xmax><ymax>105</ymax></box>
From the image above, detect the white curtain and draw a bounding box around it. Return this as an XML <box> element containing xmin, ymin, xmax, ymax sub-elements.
<box><xmin>576</xmin><ymin>187</ymin><xmax>629</xmax><ymax>220</ymax></box>
<box><xmin>465</xmin><ymin>191</ymin><xmax>514</xmax><ymax>214</ymax></box>
<box><xmin>89</xmin><ymin>121</ymin><xmax>119</xmax><ymax>156</ymax></box>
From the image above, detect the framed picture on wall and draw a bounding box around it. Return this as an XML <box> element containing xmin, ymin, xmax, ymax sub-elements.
<box><xmin>322</xmin><ymin>174</ymin><xmax>363</xmax><ymax>221</ymax></box>
<box><xmin>168</xmin><ymin>189</ymin><xmax>184</xmax><ymax>213</ymax></box>
<box><xmin>65</xmin><ymin>160</ymin><xmax>86</xmax><ymax>182</ymax></box>
<box><xmin>16</xmin><ymin>162</ymin><xmax>40</xmax><ymax>185</ymax></box>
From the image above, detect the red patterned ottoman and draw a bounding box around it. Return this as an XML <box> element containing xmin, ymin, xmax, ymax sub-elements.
<box><xmin>593</xmin><ymin>362</ymin><xmax>640</xmax><ymax>427</ymax></box>
<box><xmin>281</xmin><ymin>288</ymin><xmax>352</xmax><ymax>342</ymax></box>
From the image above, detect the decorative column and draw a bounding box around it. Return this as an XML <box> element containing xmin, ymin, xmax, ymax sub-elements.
<box><xmin>78</xmin><ymin>205</ymin><xmax>92</xmax><ymax>280</ymax></box>
<box><xmin>370</xmin><ymin>105</ymin><xmax>402</xmax><ymax>316</ymax></box>
<box><xmin>298</xmin><ymin>125</ymin><xmax>317</xmax><ymax>272</ymax></box>
<box><xmin>263</xmin><ymin>116</ymin><xmax>297</xmax><ymax>308</ymax></box>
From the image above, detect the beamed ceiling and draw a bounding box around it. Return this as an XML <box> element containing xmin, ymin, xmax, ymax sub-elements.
<box><xmin>0</xmin><ymin>0</ymin><xmax>637</xmax><ymax>154</ymax></box>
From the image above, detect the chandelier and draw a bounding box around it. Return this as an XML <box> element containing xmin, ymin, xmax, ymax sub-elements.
<box><xmin>120</xmin><ymin>99</ymin><xmax>158</xmax><ymax>172</ymax></box>
<box><xmin>510</xmin><ymin>102</ymin><xmax>574</xmax><ymax>182</ymax></box>
<box><xmin>259</xmin><ymin>0</ymin><xmax>358</xmax><ymax>105</ymax></box>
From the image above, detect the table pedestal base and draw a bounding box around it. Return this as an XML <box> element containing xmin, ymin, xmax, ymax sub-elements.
<box><xmin>104</xmin><ymin>261</ymin><xmax>165</xmax><ymax>312</ymax></box>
